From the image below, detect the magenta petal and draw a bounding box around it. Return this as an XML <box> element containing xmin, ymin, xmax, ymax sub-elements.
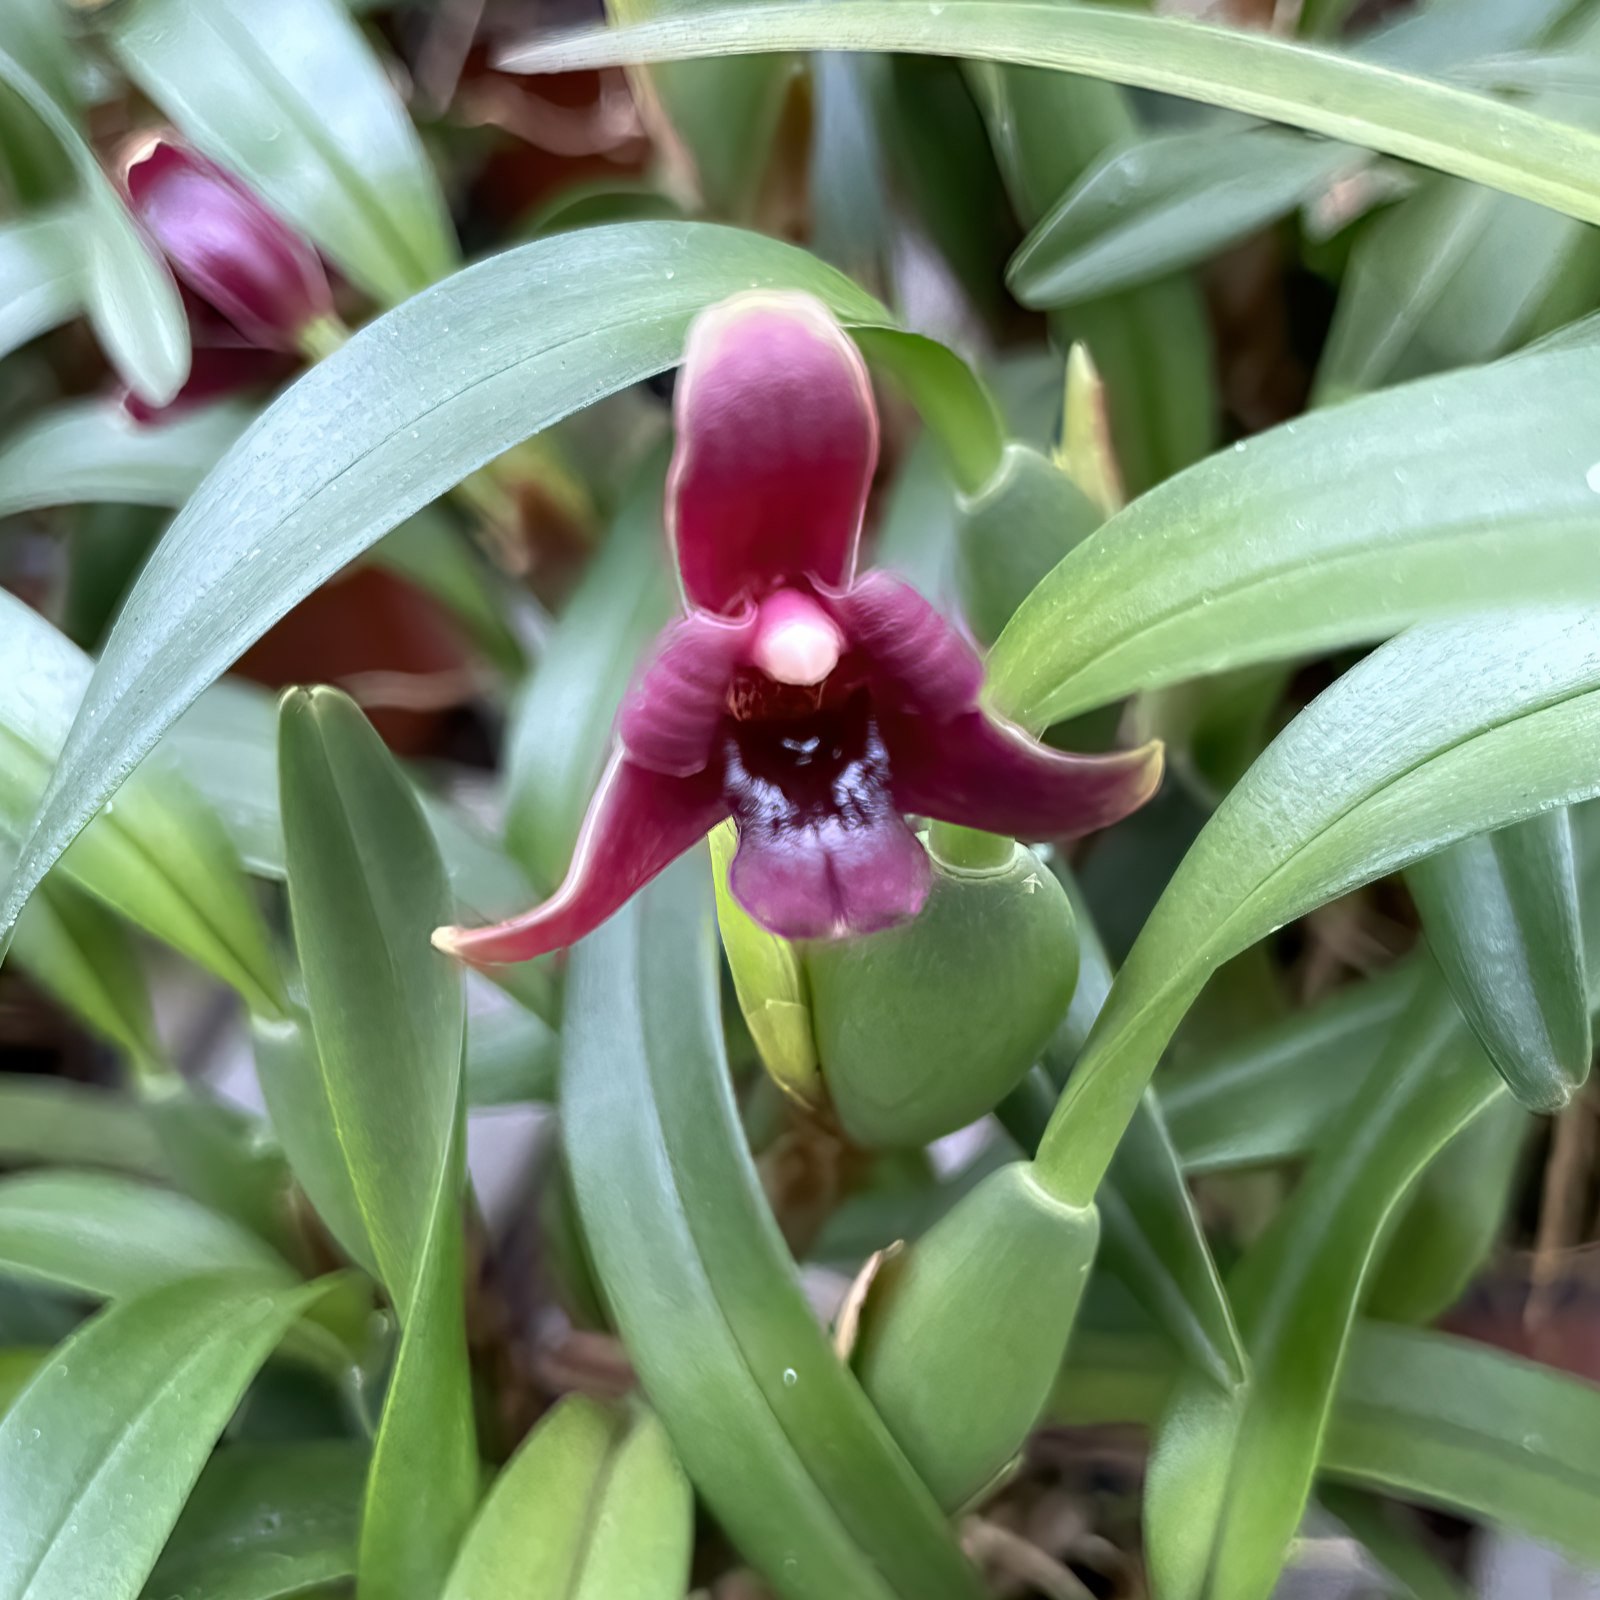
<box><xmin>618</xmin><ymin>607</ymin><xmax>754</xmax><ymax>777</ymax></box>
<box><xmin>435</xmin><ymin>755</ymin><xmax>726</xmax><ymax>965</ymax></box>
<box><xmin>826</xmin><ymin>571</ymin><xmax>984</xmax><ymax>718</ymax></box>
<box><xmin>124</xmin><ymin>138</ymin><xmax>333</xmax><ymax>352</ymax></box>
<box><xmin>669</xmin><ymin>292</ymin><xmax>878</xmax><ymax>615</ymax></box>
<box><xmin>883</xmin><ymin>708</ymin><xmax>1165</xmax><ymax>841</ymax></box>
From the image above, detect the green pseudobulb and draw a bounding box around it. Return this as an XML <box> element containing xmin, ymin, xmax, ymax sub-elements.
<box><xmin>804</xmin><ymin>836</ymin><xmax>1079</xmax><ymax>1148</ymax></box>
<box><xmin>853</xmin><ymin>1161</ymin><xmax>1099</xmax><ymax>1509</ymax></box>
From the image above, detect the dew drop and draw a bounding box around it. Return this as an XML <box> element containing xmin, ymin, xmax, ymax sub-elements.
<box><xmin>782</xmin><ymin>1367</ymin><xmax>798</xmax><ymax>1387</ymax></box>
<box><xmin>1585</xmin><ymin>461</ymin><xmax>1600</xmax><ymax>494</ymax></box>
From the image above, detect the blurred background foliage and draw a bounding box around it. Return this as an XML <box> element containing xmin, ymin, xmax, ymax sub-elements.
<box><xmin>5</xmin><ymin>0</ymin><xmax>1600</xmax><ymax>1597</ymax></box>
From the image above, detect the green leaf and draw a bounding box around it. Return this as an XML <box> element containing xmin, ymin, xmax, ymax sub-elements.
<box><xmin>1145</xmin><ymin>973</ymin><xmax>1501</xmax><ymax>1600</ymax></box>
<box><xmin>0</xmin><ymin>223</ymin><xmax>918</xmax><ymax>958</ymax></box>
<box><xmin>0</xmin><ymin>1170</ymin><xmax>293</xmax><ymax>1301</ymax></box>
<box><xmin>1158</xmin><ymin>964</ymin><xmax>1417</xmax><ymax>1172</ymax></box>
<box><xmin>1010</xmin><ymin>122</ymin><xmax>1354</xmax><ymax>309</ymax></box>
<box><xmin>0</xmin><ymin>1274</ymin><xmax>327</xmax><ymax>1600</ymax></box>
<box><xmin>503</xmin><ymin>455</ymin><xmax>674</xmax><ymax>892</ymax></box>
<box><xmin>1364</xmin><ymin>1091</ymin><xmax>1528</xmax><ymax>1327</ymax></box>
<box><xmin>1039</xmin><ymin>864</ymin><xmax>1246</xmax><ymax>1394</ymax></box>
<box><xmin>1318</xmin><ymin>1485</ymin><xmax>1474</xmax><ymax>1600</ymax></box>
<box><xmin>1316</xmin><ymin>9</ymin><xmax>1600</xmax><ymax>399</ymax></box>
<box><xmin>442</xmin><ymin>1396</ymin><xmax>692</xmax><ymax>1600</ymax></box>
<box><xmin>0</xmin><ymin>43</ymin><xmax>187</xmax><ymax>406</ymax></box>
<box><xmin>275</xmin><ymin>686</ymin><xmax>461</xmax><ymax>1308</ymax></box>
<box><xmin>105</xmin><ymin>0</ymin><xmax>458</xmax><ymax>304</ymax></box>
<box><xmin>608</xmin><ymin>0</ymin><xmax>796</xmax><ymax>219</ymax></box>
<box><xmin>1035</xmin><ymin>608</ymin><xmax>1600</xmax><ymax>1209</ymax></box>
<box><xmin>0</xmin><ymin>401</ymin><xmax>254</xmax><ymax>518</ymax></box>
<box><xmin>464</xmin><ymin>999</ymin><xmax>558</xmax><ymax>1107</ymax></box>
<box><xmin>0</xmin><ymin>208</ymin><xmax>79</xmax><ymax>363</ymax></box>
<box><xmin>1408</xmin><ymin>811</ymin><xmax>1591</xmax><ymax>1111</ymax></box>
<box><xmin>167</xmin><ymin>677</ymin><xmax>539</xmax><ymax>928</ymax></box>
<box><xmin>0</xmin><ymin>592</ymin><xmax>284</xmax><ymax>1016</ymax></box>
<box><xmin>964</xmin><ymin>60</ymin><xmax>1214</xmax><ymax>495</ymax></box>
<box><xmin>0</xmin><ymin>1076</ymin><xmax>167</xmax><ymax>1179</ymax></box>
<box><xmin>988</xmin><ymin>329</ymin><xmax>1600</xmax><ymax>730</ymax></box>
<box><xmin>501</xmin><ymin>0</ymin><xmax>1600</xmax><ymax>225</ymax></box>
<box><xmin>275</xmin><ymin>687</ymin><xmax>476</xmax><ymax>1600</ymax></box>
<box><xmin>562</xmin><ymin>852</ymin><xmax>984</xmax><ymax>1600</ymax></box>
<box><xmin>358</xmin><ymin>1108</ymin><xmax>476</xmax><ymax>1600</ymax></box>
<box><xmin>1323</xmin><ymin>1321</ymin><xmax>1600</xmax><ymax>1565</ymax></box>
<box><xmin>10</xmin><ymin>874</ymin><xmax>167</xmax><ymax>1076</ymax></box>
<box><xmin>140</xmin><ymin>1441</ymin><xmax>365</xmax><ymax>1600</ymax></box>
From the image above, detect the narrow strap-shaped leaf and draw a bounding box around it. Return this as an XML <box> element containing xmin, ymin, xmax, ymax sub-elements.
<box><xmin>139</xmin><ymin>1441</ymin><xmax>366</xmax><ymax>1600</ymax></box>
<box><xmin>105</xmin><ymin>0</ymin><xmax>458</xmax><ymax>303</ymax></box>
<box><xmin>987</xmin><ymin>330</ymin><xmax>1600</xmax><ymax>730</ymax></box>
<box><xmin>1158</xmin><ymin>962</ymin><xmax>1418</xmax><ymax>1172</ymax></box>
<box><xmin>358</xmin><ymin>1106</ymin><xmax>477</xmax><ymax>1600</ymax></box>
<box><xmin>275</xmin><ymin>687</ymin><xmax>476</xmax><ymax>1598</ymax></box>
<box><xmin>0</xmin><ymin>592</ymin><xmax>284</xmax><ymax>1016</ymax></box>
<box><xmin>1322</xmin><ymin>1321</ymin><xmax>1600</xmax><ymax>1565</ymax></box>
<box><xmin>1145</xmin><ymin>971</ymin><xmax>1501</xmax><ymax>1600</ymax></box>
<box><xmin>1035</xmin><ymin>609</ymin><xmax>1600</xmax><ymax>1208</ymax></box>
<box><xmin>964</xmin><ymin>59</ymin><xmax>1213</xmax><ymax>495</ymax></box>
<box><xmin>1042</xmin><ymin>863</ymin><xmax>1245</xmax><ymax>1392</ymax></box>
<box><xmin>1364</xmin><ymin>1090</ymin><xmax>1528</xmax><ymax>1326</ymax></box>
<box><xmin>0</xmin><ymin>1169</ymin><xmax>293</xmax><ymax>1301</ymax></box>
<box><xmin>1408</xmin><ymin>810</ymin><xmax>1591</xmax><ymax>1111</ymax></box>
<box><xmin>1316</xmin><ymin>7</ymin><xmax>1600</xmax><ymax>398</ymax></box>
<box><xmin>1057</xmin><ymin>1317</ymin><xmax>1600</xmax><ymax>1568</ymax></box>
<box><xmin>10</xmin><ymin>873</ymin><xmax>167</xmax><ymax>1077</ymax></box>
<box><xmin>502</xmin><ymin>1</ymin><xmax>1600</xmax><ymax>225</ymax></box>
<box><xmin>562</xmin><ymin>852</ymin><xmax>984</xmax><ymax>1600</ymax></box>
<box><xmin>0</xmin><ymin>1273</ymin><xmax>330</xmax><ymax>1600</ymax></box>
<box><xmin>277</xmin><ymin>687</ymin><xmax>463</xmax><ymax>1311</ymax></box>
<box><xmin>441</xmin><ymin>1396</ymin><xmax>692</xmax><ymax>1600</ymax></box>
<box><xmin>0</xmin><ymin>43</ymin><xmax>186</xmax><ymax>405</ymax></box>
<box><xmin>0</xmin><ymin>209</ymin><xmax>80</xmax><ymax>364</ymax></box>
<box><xmin>608</xmin><ymin>0</ymin><xmax>795</xmax><ymax>220</ymax></box>
<box><xmin>0</xmin><ymin>1076</ymin><xmax>167</xmax><ymax>1179</ymax></box>
<box><xmin>0</xmin><ymin>222</ymin><xmax>964</xmax><ymax>960</ymax></box>
<box><xmin>1010</xmin><ymin>122</ymin><xmax>1353</xmax><ymax>309</ymax></box>
<box><xmin>0</xmin><ymin>401</ymin><xmax>254</xmax><ymax>518</ymax></box>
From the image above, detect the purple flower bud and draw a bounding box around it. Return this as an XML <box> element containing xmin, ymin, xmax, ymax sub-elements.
<box><xmin>123</xmin><ymin>136</ymin><xmax>335</xmax><ymax>353</ymax></box>
<box><xmin>435</xmin><ymin>293</ymin><xmax>1164</xmax><ymax>965</ymax></box>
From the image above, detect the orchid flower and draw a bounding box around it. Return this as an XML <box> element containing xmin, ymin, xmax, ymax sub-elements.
<box><xmin>435</xmin><ymin>292</ymin><xmax>1161</xmax><ymax>964</ymax></box>
<box><xmin>123</xmin><ymin>136</ymin><xmax>337</xmax><ymax>355</ymax></box>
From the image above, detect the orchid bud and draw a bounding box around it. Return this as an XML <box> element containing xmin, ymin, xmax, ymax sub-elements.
<box><xmin>122</xmin><ymin>137</ymin><xmax>339</xmax><ymax>356</ymax></box>
<box><xmin>802</xmin><ymin>829</ymin><xmax>1079</xmax><ymax>1148</ymax></box>
<box><xmin>955</xmin><ymin>442</ymin><xmax>1102</xmax><ymax>645</ymax></box>
<box><xmin>851</xmin><ymin>1161</ymin><xmax>1099</xmax><ymax>1509</ymax></box>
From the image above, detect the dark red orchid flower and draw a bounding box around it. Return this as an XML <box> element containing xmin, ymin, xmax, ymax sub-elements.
<box><xmin>435</xmin><ymin>292</ymin><xmax>1162</xmax><ymax>964</ymax></box>
<box><xmin>123</xmin><ymin>136</ymin><xmax>335</xmax><ymax>354</ymax></box>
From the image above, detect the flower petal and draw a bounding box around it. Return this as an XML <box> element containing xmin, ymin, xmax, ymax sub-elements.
<box><xmin>882</xmin><ymin>708</ymin><xmax>1165</xmax><ymax>841</ymax></box>
<box><xmin>723</xmin><ymin>691</ymin><xmax>931</xmax><ymax>939</ymax></box>
<box><xmin>123</xmin><ymin>137</ymin><xmax>333</xmax><ymax>352</ymax></box>
<box><xmin>617</xmin><ymin>607</ymin><xmax>755</xmax><ymax>777</ymax></box>
<box><xmin>669</xmin><ymin>291</ymin><xmax>878</xmax><ymax>615</ymax></box>
<box><xmin>433</xmin><ymin>754</ymin><xmax>725</xmax><ymax>964</ymax></box>
<box><xmin>825</xmin><ymin>571</ymin><xmax>984</xmax><ymax>718</ymax></box>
